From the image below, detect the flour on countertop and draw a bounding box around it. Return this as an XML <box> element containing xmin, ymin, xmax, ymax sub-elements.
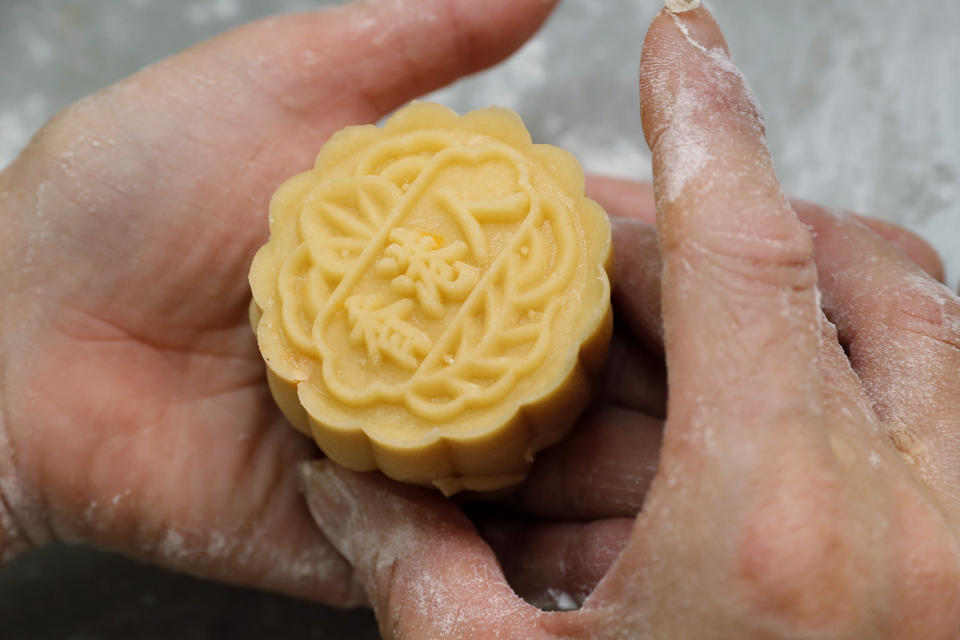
<box><xmin>184</xmin><ymin>0</ymin><xmax>238</xmax><ymax>25</ymax></box>
<box><xmin>545</xmin><ymin>588</ymin><xmax>579</xmax><ymax>611</ymax></box>
<box><xmin>0</xmin><ymin>0</ymin><xmax>957</xmax><ymax>270</ymax></box>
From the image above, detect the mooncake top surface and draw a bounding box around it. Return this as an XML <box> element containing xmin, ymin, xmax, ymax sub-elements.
<box><xmin>250</xmin><ymin>102</ymin><xmax>611</xmax><ymax>487</ymax></box>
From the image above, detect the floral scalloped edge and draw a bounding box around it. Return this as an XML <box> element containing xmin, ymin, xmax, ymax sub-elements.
<box><xmin>249</xmin><ymin>102</ymin><xmax>613</xmax><ymax>493</ymax></box>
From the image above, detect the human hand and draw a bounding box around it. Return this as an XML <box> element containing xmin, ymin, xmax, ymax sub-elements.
<box><xmin>0</xmin><ymin>0</ymin><xmax>561</xmax><ymax>603</ymax></box>
<box><xmin>478</xmin><ymin>174</ymin><xmax>947</xmax><ymax>608</ymax></box>
<box><xmin>299</xmin><ymin>7</ymin><xmax>960</xmax><ymax>638</ymax></box>
<box><xmin>491</xmin><ymin>167</ymin><xmax>948</xmax><ymax>604</ymax></box>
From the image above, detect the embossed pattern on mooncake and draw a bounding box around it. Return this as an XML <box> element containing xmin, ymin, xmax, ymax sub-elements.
<box><xmin>250</xmin><ymin>103</ymin><xmax>612</xmax><ymax>494</ymax></box>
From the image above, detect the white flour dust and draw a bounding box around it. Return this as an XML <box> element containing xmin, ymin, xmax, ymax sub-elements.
<box><xmin>2</xmin><ymin>1</ymin><xmax>959</xmax><ymax>290</ymax></box>
<box><xmin>648</xmin><ymin>11</ymin><xmax>766</xmax><ymax>204</ymax></box>
<box><xmin>0</xmin><ymin>419</ymin><xmax>51</xmax><ymax>561</ymax></box>
<box><xmin>652</xmin><ymin>83</ymin><xmax>712</xmax><ymax>204</ymax></box>
<box><xmin>665</xmin><ymin>0</ymin><xmax>701</xmax><ymax>13</ymax></box>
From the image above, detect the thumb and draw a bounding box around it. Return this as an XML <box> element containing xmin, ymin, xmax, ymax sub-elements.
<box><xmin>639</xmin><ymin>6</ymin><xmax>823</xmax><ymax>438</ymax></box>
<box><xmin>31</xmin><ymin>0</ymin><xmax>560</xmax><ymax>231</ymax></box>
<box><xmin>299</xmin><ymin>461</ymin><xmax>544</xmax><ymax>640</ymax></box>
<box><xmin>220</xmin><ymin>0</ymin><xmax>560</xmax><ymax>122</ymax></box>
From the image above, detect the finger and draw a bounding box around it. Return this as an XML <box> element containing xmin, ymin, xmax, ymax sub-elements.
<box><xmin>600</xmin><ymin>327</ymin><xmax>666</xmax><ymax>417</ymax></box>
<box><xmin>607</xmin><ymin>208</ymin><xmax>939</xmax><ymax>356</ymax></box>
<box><xmin>509</xmin><ymin>407</ymin><xmax>662</xmax><ymax>519</ymax></box>
<box><xmin>640</xmin><ymin>8</ymin><xmax>823</xmax><ymax>441</ymax></box>
<box><xmin>610</xmin><ymin>210</ymin><xmax>941</xmax><ymax>354</ymax></box>
<box><xmin>591</xmin><ymin>9</ymin><xmax>854</xmax><ymax>620</ymax></box>
<box><xmin>611</xmin><ymin>217</ymin><xmax>664</xmax><ymax>350</ymax></box>
<box><xmin>586</xmin><ymin>176</ymin><xmax>656</xmax><ymax>224</ymax></box>
<box><xmin>850</xmin><ymin>214</ymin><xmax>946</xmax><ymax>283</ymax></box>
<box><xmin>31</xmin><ymin>0</ymin><xmax>560</xmax><ymax>245</ymax></box>
<box><xmin>587</xmin><ymin>178</ymin><xmax>661</xmax><ymax>351</ymax></box>
<box><xmin>480</xmin><ymin>518</ymin><xmax>633</xmax><ymax>609</ymax></box>
<box><xmin>226</xmin><ymin>0</ymin><xmax>560</xmax><ymax>128</ymax></box>
<box><xmin>300</xmin><ymin>461</ymin><xmax>548</xmax><ymax>639</ymax></box>
<box><xmin>799</xmin><ymin>203</ymin><xmax>960</xmax><ymax>497</ymax></box>
<box><xmin>589</xmin><ymin>176</ymin><xmax>945</xmax><ymax>302</ymax></box>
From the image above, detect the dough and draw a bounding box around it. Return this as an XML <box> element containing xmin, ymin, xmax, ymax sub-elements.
<box><xmin>249</xmin><ymin>103</ymin><xmax>612</xmax><ymax>494</ymax></box>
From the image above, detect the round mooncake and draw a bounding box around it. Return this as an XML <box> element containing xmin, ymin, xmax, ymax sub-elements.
<box><xmin>249</xmin><ymin>102</ymin><xmax>612</xmax><ymax>495</ymax></box>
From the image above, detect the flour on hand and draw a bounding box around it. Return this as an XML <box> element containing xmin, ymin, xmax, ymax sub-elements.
<box><xmin>665</xmin><ymin>0</ymin><xmax>701</xmax><ymax>12</ymax></box>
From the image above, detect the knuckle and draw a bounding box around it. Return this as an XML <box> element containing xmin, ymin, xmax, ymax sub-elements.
<box><xmin>884</xmin><ymin>278</ymin><xmax>960</xmax><ymax>353</ymax></box>
<box><xmin>665</xmin><ymin>211</ymin><xmax>818</xmax><ymax>294</ymax></box>
<box><xmin>378</xmin><ymin>557</ymin><xmax>411</xmax><ymax>637</ymax></box>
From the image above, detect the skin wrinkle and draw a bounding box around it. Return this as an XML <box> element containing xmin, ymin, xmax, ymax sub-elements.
<box><xmin>1</xmin><ymin>0</ymin><xmax>588</xmax><ymax>616</ymax></box>
<box><xmin>9</xmin><ymin>0</ymin><xmax>960</xmax><ymax>632</ymax></box>
<box><xmin>242</xmin><ymin>27</ymin><xmax>396</xmax><ymax>131</ymax></box>
<box><xmin>886</xmin><ymin>278</ymin><xmax>960</xmax><ymax>352</ymax></box>
<box><xmin>14</xmin><ymin>299</ymin><xmax>354</xmax><ymax>599</ymax></box>
<box><xmin>810</xmin><ymin>212</ymin><xmax>960</xmax><ymax>507</ymax></box>
<box><xmin>674</xmin><ymin>236</ymin><xmax>817</xmax><ymax>294</ymax></box>
<box><xmin>60</xmin><ymin>85</ymin><xmax>289</xmax><ymax>265</ymax></box>
<box><xmin>47</xmin><ymin>147</ymin><xmax>150</xmax><ymax>213</ymax></box>
<box><xmin>298</xmin><ymin>7</ymin><xmax>960</xmax><ymax>637</ymax></box>
<box><xmin>54</xmin><ymin>304</ymin><xmax>258</xmax><ymax>372</ymax></box>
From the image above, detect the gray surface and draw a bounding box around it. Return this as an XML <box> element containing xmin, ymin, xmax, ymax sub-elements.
<box><xmin>0</xmin><ymin>544</ymin><xmax>380</xmax><ymax>639</ymax></box>
<box><xmin>1</xmin><ymin>0</ymin><xmax>959</xmax><ymax>637</ymax></box>
<box><xmin>2</xmin><ymin>0</ymin><xmax>959</xmax><ymax>285</ymax></box>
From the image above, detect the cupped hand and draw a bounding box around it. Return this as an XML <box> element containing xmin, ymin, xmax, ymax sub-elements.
<box><xmin>299</xmin><ymin>7</ymin><xmax>960</xmax><ymax>638</ymax></box>
<box><xmin>479</xmin><ymin>173</ymin><xmax>946</xmax><ymax>609</ymax></box>
<box><xmin>0</xmin><ymin>0</ymin><xmax>560</xmax><ymax>603</ymax></box>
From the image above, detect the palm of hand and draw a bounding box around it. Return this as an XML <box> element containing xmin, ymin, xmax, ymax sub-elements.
<box><xmin>1</xmin><ymin>24</ymin><xmax>370</xmax><ymax>604</ymax></box>
<box><xmin>0</xmin><ymin>0</ymin><xmax>565</xmax><ymax>602</ymax></box>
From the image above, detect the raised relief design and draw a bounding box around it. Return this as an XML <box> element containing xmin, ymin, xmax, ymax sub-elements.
<box><xmin>375</xmin><ymin>227</ymin><xmax>480</xmax><ymax>318</ymax></box>
<box><xmin>345</xmin><ymin>295</ymin><xmax>432</xmax><ymax>370</ymax></box>
<box><xmin>250</xmin><ymin>103</ymin><xmax>612</xmax><ymax>494</ymax></box>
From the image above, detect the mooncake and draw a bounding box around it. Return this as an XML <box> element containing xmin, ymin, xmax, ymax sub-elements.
<box><xmin>249</xmin><ymin>102</ymin><xmax>612</xmax><ymax>494</ymax></box>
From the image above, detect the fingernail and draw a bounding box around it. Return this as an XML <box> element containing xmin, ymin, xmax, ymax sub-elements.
<box><xmin>660</xmin><ymin>5</ymin><xmax>763</xmax><ymax>140</ymax></box>
<box><xmin>664</xmin><ymin>0</ymin><xmax>700</xmax><ymax>13</ymax></box>
<box><xmin>665</xmin><ymin>4</ymin><xmax>728</xmax><ymax>55</ymax></box>
<box><xmin>298</xmin><ymin>460</ymin><xmax>356</xmax><ymax>561</ymax></box>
